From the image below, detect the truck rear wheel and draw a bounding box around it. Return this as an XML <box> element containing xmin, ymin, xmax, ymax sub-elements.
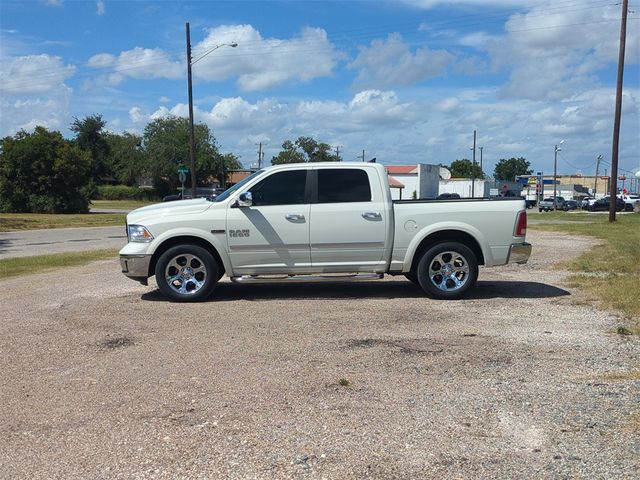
<box><xmin>155</xmin><ymin>244</ymin><xmax>218</xmax><ymax>302</ymax></box>
<box><xmin>416</xmin><ymin>242</ymin><xmax>478</xmax><ymax>299</ymax></box>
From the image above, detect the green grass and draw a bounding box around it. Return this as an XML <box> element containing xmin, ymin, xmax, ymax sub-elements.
<box><xmin>530</xmin><ymin>212</ymin><xmax>640</xmax><ymax>330</ymax></box>
<box><xmin>0</xmin><ymin>249</ymin><xmax>119</xmax><ymax>279</ymax></box>
<box><xmin>90</xmin><ymin>199</ymin><xmax>155</xmax><ymax>210</ymax></box>
<box><xmin>0</xmin><ymin>213</ymin><xmax>125</xmax><ymax>231</ymax></box>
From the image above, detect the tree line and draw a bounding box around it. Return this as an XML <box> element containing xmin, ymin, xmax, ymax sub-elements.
<box><xmin>0</xmin><ymin>117</ymin><xmax>533</xmax><ymax>214</ymax></box>
<box><xmin>0</xmin><ymin>115</ymin><xmax>242</xmax><ymax>213</ymax></box>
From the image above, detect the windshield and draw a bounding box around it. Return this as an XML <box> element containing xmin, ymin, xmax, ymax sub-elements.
<box><xmin>214</xmin><ymin>170</ymin><xmax>264</xmax><ymax>202</ymax></box>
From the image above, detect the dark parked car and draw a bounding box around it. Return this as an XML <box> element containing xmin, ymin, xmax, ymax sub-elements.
<box><xmin>563</xmin><ymin>200</ymin><xmax>579</xmax><ymax>211</ymax></box>
<box><xmin>587</xmin><ymin>196</ymin><xmax>625</xmax><ymax>212</ymax></box>
<box><xmin>436</xmin><ymin>192</ymin><xmax>461</xmax><ymax>199</ymax></box>
<box><xmin>162</xmin><ymin>187</ymin><xmax>224</xmax><ymax>202</ymax></box>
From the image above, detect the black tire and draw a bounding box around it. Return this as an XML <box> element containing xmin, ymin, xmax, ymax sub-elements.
<box><xmin>416</xmin><ymin>242</ymin><xmax>478</xmax><ymax>299</ymax></box>
<box><xmin>404</xmin><ymin>272</ymin><xmax>419</xmax><ymax>285</ymax></box>
<box><xmin>538</xmin><ymin>208</ymin><xmax>542</xmax><ymax>212</ymax></box>
<box><xmin>155</xmin><ymin>244</ymin><xmax>218</xmax><ymax>302</ymax></box>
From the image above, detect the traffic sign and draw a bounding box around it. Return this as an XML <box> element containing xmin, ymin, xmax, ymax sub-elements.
<box><xmin>177</xmin><ymin>165</ymin><xmax>189</xmax><ymax>174</ymax></box>
<box><xmin>178</xmin><ymin>172</ymin><xmax>186</xmax><ymax>183</ymax></box>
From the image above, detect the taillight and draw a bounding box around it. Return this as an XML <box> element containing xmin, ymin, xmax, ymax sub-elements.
<box><xmin>514</xmin><ymin>210</ymin><xmax>527</xmax><ymax>237</ymax></box>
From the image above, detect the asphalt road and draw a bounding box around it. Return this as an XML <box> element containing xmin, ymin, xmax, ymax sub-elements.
<box><xmin>0</xmin><ymin>226</ymin><xmax>127</xmax><ymax>259</ymax></box>
<box><xmin>0</xmin><ymin>230</ymin><xmax>638</xmax><ymax>479</ymax></box>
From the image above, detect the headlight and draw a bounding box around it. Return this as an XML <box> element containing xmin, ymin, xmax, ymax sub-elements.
<box><xmin>127</xmin><ymin>225</ymin><xmax>154</xmax><ymax>243</ymax></box>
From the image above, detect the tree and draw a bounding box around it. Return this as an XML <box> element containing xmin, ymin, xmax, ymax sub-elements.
<box><xmin>271</xmin><ymin>137</ymin><xmax>337</xmax><ymax>165</ymax></box>
<box><xmin>105</xmin><ymin>132</ymin><xmax>146</xmax><ymax>186</ymax></box>
<box><xmin>448</xmin><ymin>159</ymin><xmax>485</xmax><ymax>179</ymax></box>
<box><xmin>493</xmin><ymin>157</ymin><xmax>532</xmax><ymax>181</ymax></box>
<box><xmin>71</xmin><ymin>114</ymin><xmax>110</xmax><ymax>183</ymax></box>
<box><xmin>143</xmin><ymin>116</ymin><xmax>219</xmax><ymax>193</ymax></box>
<box><xmin>0</xmin><ymin>127</ymin><xmax>92</xmax><ymax>213</ymax></box>
<box><xmin>215</xmin><ymin>153</ymin><xmax>243</xmax><ymax>186</ymax></box>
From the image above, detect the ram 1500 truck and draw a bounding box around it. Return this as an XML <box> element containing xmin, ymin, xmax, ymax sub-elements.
<box><xmin>120</xmin><ymin>162</ymin><xmax>531</xmax><ymax>302</ymax></box>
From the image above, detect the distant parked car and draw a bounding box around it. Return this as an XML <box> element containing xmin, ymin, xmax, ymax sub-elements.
<box><xmin>620</xmin><ymin>194</ymin><xmax>640</xmax><ymax>211</ymax></box>
<box><xmin>563</xmin><ymin>200</ymin><xmax>579</xmax><ymax>211</ymax></box>
<box><xmin>162</xmin><ymin>187</ymin><xmax>224</xmax><ymax>202</ymax></box>
<box><xmin>538</xmin><ymin>196</ymin><xmax>565</xmax><ymax>212</ymax></box>
<box><xmin>580</xmin><ymin>197</ymin><xmax>595</xmax><ymax>209</ymax></box>
<box><xmin>436</xmin><ymin>192</ymin><xmax>461</xmax><ymax>199</ymax></box>
<box><xmin>587</xmin><ymin>196</ymin><xmax>625</xmax><ymax>212</ymax></box>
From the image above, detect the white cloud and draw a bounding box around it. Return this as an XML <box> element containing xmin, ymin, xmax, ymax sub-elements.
<box><xmin>0</xmin><ymin>85</ymin><xmax>72</xmax><ymax>134</ymax></box>
<box><xmin>0</xmin><ymin>54</ymin><xmax>75</xmax><ymax>95</ymax></box>
<box><xmin>349</xmin><ymin>34</ymin><xmax>454</xmax><ymax>88</ymax></box>
<box><xmin>481</xmin><ymin>2</ymin><xmax>640</xmax><ymax>101</ymax></box>
<box><xmin>87</xmin><ymin>47</ymin><xmax>182</xmax><ymax>82</ymax></box>
<box><xmin>191</xmin><ymin>24</ymin><xmax>340</xmax><ymax>91</ymax></box>
<box><xmin>96</xmin><ymin>0</ymin><xmax>105</xmax><ymax>15</ymax></box>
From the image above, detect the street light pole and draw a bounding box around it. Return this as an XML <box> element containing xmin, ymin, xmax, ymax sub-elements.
<box><xmin>186</xmin><ymin>22</ymin><xmax>197</xmax><ymax>195</ymax></box>
<box><xmin>471</xmin><ymin>130</ymin><xmax>476</xmax><ymax>198</ymax></box>
<box><xmin>185</xmin><ymin>22</ymin><xmax>237</xmax><ymax>195</ymax></box>
<box><xmin>553</xmin><ymin>141</ymin><xmax>563</xmax><ymax>210</ymax></box>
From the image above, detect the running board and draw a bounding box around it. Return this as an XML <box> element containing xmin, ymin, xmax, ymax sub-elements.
<box><xmin>230</xmin><ymin>273</ymin><xmax>384</xmax><ymax>284</ymax></box>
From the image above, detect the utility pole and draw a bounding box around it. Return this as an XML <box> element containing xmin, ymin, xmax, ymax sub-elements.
<box><xmin>609</xmin><ymin>0</ymin><xmax>628</xmax><ymax>223</ymax></box>
<box><xmin>553</xmin><ymin>144</ymin><xmax>560</xmax><ymax>210</ymax></box>
<box><xmin>335</xmin><ymin>145</ymin><xmax>341</xmax><ymax>161</ymax></box>
<box><xmin>471</xmin><ymin>130</ymin><xmax>476</xmax><ymax>198</ymax></box>
<box><xmin>362</xmin><ymin>150</ymin><xmax>365</xmax><ymax>162</ymax></box>
<box><xmin>186</xmin><ymin>22</ymin><xmax>197</xmax><ymax>195</ymax></box>
<box><xmin>479</xmin><ymin>146</ymin><xmax>483</xmax><ymax>175</ymax></box>
<box><xmin>257</xmin><ymin>142</ymin><xmax>263</xmax><ymax>169</ymax></box>
<box><xmin>594</xmin><ymin>154</ymin><xmax>603</xmax><ymax>197</ymax></box>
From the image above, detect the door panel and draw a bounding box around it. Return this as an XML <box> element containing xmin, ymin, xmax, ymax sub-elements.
<box><xmin>226</xmin><ymin>169</ymin><xmax>310</xmax><ymax>275</ymax></box>
<box><xmin>310</xmin><ymin>168</ymin><xmax>387</xmax><ymax>271</ymax></box>
<box><xmin>226</xmin><ymin>204</ymin><xmax>311</xmax><ymax>274</ymax></box>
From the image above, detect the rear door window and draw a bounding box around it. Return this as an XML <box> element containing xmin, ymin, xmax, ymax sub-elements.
<box><xmin>317</xmin><ymin>169</ymin><xmax>371</xmax><ymax>203</ymax></box>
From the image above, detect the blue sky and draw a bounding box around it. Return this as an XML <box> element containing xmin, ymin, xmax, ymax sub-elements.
<box><xmin>1</xmin><ymin>0</ymin><xmax>639</xmax><ymax>180</ymax></box>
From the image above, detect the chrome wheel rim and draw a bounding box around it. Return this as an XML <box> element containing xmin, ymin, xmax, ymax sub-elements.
<box><xmin>428</xmin><ymin>251</ymin><xmax>470</xmax><ymax>292</ymax></box>
<box><xmin>164</xmin><ymin>253</ymin><xmax>207</xmax><ymax>295</ymax></box>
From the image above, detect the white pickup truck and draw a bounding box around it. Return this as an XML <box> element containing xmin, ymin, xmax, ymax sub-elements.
<box><xmin>120</xmin><ymin>162</ymin><xmax>531</xmax><ymax>301</ymax></box>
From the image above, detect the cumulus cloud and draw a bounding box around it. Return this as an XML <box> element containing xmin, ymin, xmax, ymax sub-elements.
<box><xmin>0</xmin><ymin>54</ymin><xmax>75</xmax><ymax>95</ymax></box>
<box><xmin>191</xmin><ymin>24</ymin><xmax>340</xmax><ymax>91</ymax></box>
<box><xmin>87</xmin><ymin>47</ymin><xmax>182</xmax><ymax>83</ymax></box>
<box><xmin>483</xmin><ymin>2</ymin><xmax>640</xmax><ymax>101</ymax></box>
<box><xmin>96</xmin><ymin>0</ymin><xmax>105</xmax><ymax>15</ymax></box>
<box><xmin>349</xmin><ymin>34</ymin><xmax>454</xmax><ymax>88</ymax></box>
<box><xmin>0</xmin><ymin>85</ymin><xmax>72</xmax><ymax>135</ymax></box>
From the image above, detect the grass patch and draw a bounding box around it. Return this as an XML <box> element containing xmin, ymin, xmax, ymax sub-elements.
<box><xmin>90</xmin><ymin>199</ymin><xmax>155</xmax><ymax>210</ymax></box>
<box><xmin>338</xmin><ymin>378</ymin><xmax>351</xmax><ymax>387</ymax></box>
<box><xmin>530</xmin><ymin>213</ymin><xmax>640</xmax><ymax>327</ymax></box>
<box><xmin>0</xmin><ymin>249</ymin><xmax>118</xmax><ymax>279</ymax></box>
<box><xmin>0</xmin><ymin>213</ymin><xmax>125</xmax><ymax>231</ymax></box>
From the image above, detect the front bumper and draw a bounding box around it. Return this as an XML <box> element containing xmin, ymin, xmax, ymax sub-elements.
<box><xmin>507</xmin><ymin>242</ymin><xmax>532</xmax><ymax>264</ymax></box>
<box><xmin>120</xmin><ymin>254</ymin><xmax>152</xmax><ymax>281</ymax></box>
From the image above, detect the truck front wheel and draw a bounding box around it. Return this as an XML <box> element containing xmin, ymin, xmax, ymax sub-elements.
<box><xmin>155</xmin><ymin>244</ymin><xmax>218</xmax><ymax>302</ymax></box>
<box><xmin>416</xmin><ymin>242</ymin><xmax>478</xmax><ymax>299</ymax></box>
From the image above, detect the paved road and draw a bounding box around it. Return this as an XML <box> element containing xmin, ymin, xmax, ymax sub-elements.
<box><xmin>0</xmin><ymin>226</ymin><xmax>127</xmax><ymax>259</ymax></box>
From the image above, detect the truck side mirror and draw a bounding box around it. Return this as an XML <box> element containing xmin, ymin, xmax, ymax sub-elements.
<box><xmin>237</xmin><ymin>191</ymin><xmax>253</xmax><ymax>207</ymax></box>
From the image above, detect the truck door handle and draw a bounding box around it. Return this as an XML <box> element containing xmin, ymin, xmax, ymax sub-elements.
<box><xmin>362</xmin><ymin>211</ymin><xmax>382</xmax><ymax>221</ymax></box>
<box><xmin>285</xmin><ymin>214</ymin><xmax>306</xmax><ymax>222</ymax></box>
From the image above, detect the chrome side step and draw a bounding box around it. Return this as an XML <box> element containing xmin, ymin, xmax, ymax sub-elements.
<box><xmin>230</xmin><ymin>273</ymin><xmax>384</xmax><ymax>284</ymax></box>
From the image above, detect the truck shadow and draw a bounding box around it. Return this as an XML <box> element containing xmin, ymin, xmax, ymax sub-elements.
<box><xmin>140</xmin><ymin>280</ymin><xmax>569</xmax><ymax>302</ymax></box>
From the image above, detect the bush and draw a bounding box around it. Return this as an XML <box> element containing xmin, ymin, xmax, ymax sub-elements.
<box><xmin>0</xmin><ymin>127</ymin><xmax>92</xmax><ymax>213</ymax></box>
<box><xmin>95</xmin><ymin>185</ymin><xmax>157</xmax><ymax>201</ymax></box>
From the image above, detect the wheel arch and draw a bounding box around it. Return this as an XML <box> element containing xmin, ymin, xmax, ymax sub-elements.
<box><xmin>149</xmin><ymin>236</ymin><xmax>226</xmax><ymax>279</ymax></box>
<box><xmin>409</xmin><ymin>229</ymin><xmax>485</xmax><ymax>274</ymax></box>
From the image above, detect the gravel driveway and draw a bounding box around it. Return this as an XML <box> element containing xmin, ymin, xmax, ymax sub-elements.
<box><xmin>0</xmin><ymin>230</ymin><xmax>638</xmax><ymax>479</ymax></box>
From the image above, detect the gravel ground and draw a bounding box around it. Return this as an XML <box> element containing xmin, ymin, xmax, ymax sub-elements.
<box><xmin>0</xmin><ymin>230</ymin><xmax>638</xmax><ymax>479</ymax></box>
